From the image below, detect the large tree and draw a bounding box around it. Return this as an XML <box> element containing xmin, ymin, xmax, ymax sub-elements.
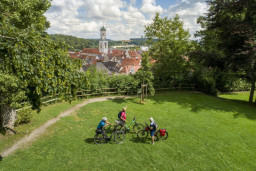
<box><xmin>0</xmin><ymin>0</ymin><xmax>83</xmax><ymax>127</ymax></box>
<box><xmin>134</xmin><ymin>52</ymin><xmax>155</xmax><ymax>95</ymax></box>
<box><xmin>197</xmin><ymin>0</ymin><xmax>256</xmax><ymax>103</ymax></box>
<box><xmin>145</xmin><ymin>13</ymin><xmax>192</xmax><ymax>85</ymax></box>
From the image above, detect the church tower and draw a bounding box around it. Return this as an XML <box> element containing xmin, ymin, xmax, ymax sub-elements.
<box><xmin>99</xmin><ymin>26</ymin><xmax>108</xmax><ymax>54</ymax></box>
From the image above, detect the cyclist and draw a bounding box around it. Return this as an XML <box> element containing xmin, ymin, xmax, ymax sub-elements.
<box><xmin>119</xmin><ymin>106</ymin><xmax>127</xmax><ymax>126</ymax></box>
<box><xmin>149</xmin><ymin>117</ymin><xmax>157</xmax><ymax>145</ymax></box>
<box><xmin>96</xmin><ymin>117</ymin><xmax>113</xmax><ymax>136</ymax></box>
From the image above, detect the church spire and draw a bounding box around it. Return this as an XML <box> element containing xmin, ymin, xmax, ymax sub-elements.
<box><xmin>99</xmin><ymin>26</ymin><xmax>108</xmax><ymax>54</ymax></box>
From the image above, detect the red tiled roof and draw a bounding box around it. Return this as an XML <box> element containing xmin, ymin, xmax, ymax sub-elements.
<box><xmin>128</xmin><ymin>51</ymin><xmax>139</xmax><ymax>58</ymax></box>
<box><xmin>82</xmin><ymin>48</ymin><xmax>102</xmax><ymax>55</ymax></box>
<box><xmin>120</xmin><ymin>65</ymin><xmax>142</xmax><ymax>74</ymax></box>
<box><xmin>69</xmin><ymin>52</ymin><xmax>80</xmax><ymax>59</ymax></box>
<box><xmin>132</xmin><ymin>65</ymin><xmax>142</xmax><ymax>72</ymax></box>
<box><xmin>120</xmin><ymin>58</ymin><xmax>141</xmax><ymax>67</ymax></box>
<box><xmin>150</xmin><ymin>59</ymin><xmax>157</xmax><ymax>64</ymax></box>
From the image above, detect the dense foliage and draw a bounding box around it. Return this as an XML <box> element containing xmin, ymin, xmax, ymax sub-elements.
<box><xmin>82</xmin><ymin>67</ymin><xmax>140</xmax><ymax>95</ymax></box>
<box><xmin>134</xmin><ymin>52</ymin><xmax>155</xmax><ymax>95</ymax></box>
<box><xmin>145</xmin><ymin>13</ymin><xmax>193</xmax><ymax>86</ymax></box>
<box><xmin>0</xmin><ymin>0</ymin><xmax>84</xmax><ymax>126</ymax></box>
<box><xmin>195</xmin><ymin>0</ymin><xmax>256</xmax><ymax>102</ymax></box>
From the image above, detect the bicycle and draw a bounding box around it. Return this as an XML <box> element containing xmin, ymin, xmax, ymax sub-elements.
<box><xmin>115</xmin><ymin>116</ymin><xmax>144</xmax><ymax>133</ymax></box>
<box><xmin>137</xmin><ymin>122</ymin><xmax>168</xmax><ymax>140</ymax></box>
<box><xmin>94</xmin><ymin>125</ymin><xmax>125</xmax><ymax>145</ymax></box>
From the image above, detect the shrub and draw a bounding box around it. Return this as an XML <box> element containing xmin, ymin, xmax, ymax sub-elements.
<box><xmin>15</xmin><ymin>107</ymin><xmax>33</xmax><ymax>125</ymax></box>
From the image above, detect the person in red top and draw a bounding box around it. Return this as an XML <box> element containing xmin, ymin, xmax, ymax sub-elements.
<box><xmin>119</xmin><ymin>106</ymin><xmax>127</xmax><ymax>127</ymax></box>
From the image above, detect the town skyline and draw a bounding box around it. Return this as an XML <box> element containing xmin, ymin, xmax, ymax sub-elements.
<box><xmin>45</xmin><ymin>0</ymin><xmax>208</xmax><ymax>40</ymax></box>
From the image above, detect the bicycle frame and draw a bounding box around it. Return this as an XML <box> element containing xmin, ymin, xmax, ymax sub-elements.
<box><xmin>124</xmin><ymin>116</ymin><xmax>136</xmax><ymax>129</ymax></box>
<box><xmin>94</xmin><ymin>125</ymin><xmax>125</xmax><ymax>144</ymax></box>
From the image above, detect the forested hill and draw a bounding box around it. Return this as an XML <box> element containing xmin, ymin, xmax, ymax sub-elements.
<box><xmin>49</xmin><ymin>34</ymin><xmax>100</xmax><ymax>51</ymax></box>
<box><xmin>49</xmin><ymin>34</ymin><xmax>150</xmax><ymax>51</ymax></box>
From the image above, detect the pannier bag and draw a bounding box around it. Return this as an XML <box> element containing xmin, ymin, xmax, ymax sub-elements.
<box><xmin>159</xmin><ymin>129</ymin><xmax>166</xmax><ymax>136</ymax></box>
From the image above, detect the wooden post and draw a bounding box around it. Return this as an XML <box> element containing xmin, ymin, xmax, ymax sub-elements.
<box><xmin>146</xmin><ymin>84</ymin><xmax>148</xmax><ymax>99</ymax></box>
<box><xmin>141</xmin><ymin>84</ymin><xmax>142</xmax><ymax>102</ymax></box>
<box><xmin>142</xmin><ymin>85</ymin><xmax>144</xmax><ymax>102</ymax></box>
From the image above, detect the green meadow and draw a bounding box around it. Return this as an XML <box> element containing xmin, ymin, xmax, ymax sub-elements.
<box><xmin>1</xmin><ymin>91</ymin><xmax>256</xmax><ymax>170</ymax></box>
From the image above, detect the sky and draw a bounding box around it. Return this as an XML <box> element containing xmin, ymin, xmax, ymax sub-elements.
<box><xmin>45</xmin><ymin>0</ymin><xmax>209</xmax><ymax>40</ymax></box>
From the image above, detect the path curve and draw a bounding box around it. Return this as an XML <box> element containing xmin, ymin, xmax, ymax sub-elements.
<box><xmin>1</xmin><ymin>96</ymin><xmax>130</xmax><ymax>158</ymax></box>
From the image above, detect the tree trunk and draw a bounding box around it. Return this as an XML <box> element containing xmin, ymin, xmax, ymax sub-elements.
<box><xmin>249</xmin><ymin>80</ymin><xmax>255</xmax><ymax>103</ymax></box>
<box><xmin>0</xmin><ymin>105</ymin><xmax>17</xmax><ymax>129</ymax></box>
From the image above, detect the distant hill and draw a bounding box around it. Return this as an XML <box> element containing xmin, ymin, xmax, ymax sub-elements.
<box><xmin>49</xmin><ymin>34</ymin><xmax>101</xmax><ymax>51</ymax></box>
<box><xmin>49</xmin><ymin>34</ymin><xmax>151</xmax><ymax>51</ymax></box>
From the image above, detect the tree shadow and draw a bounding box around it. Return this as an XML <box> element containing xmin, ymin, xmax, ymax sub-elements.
<box><xmin>129</xmin><ymin>137</ymin><xmax>150</xmax><ymax>144</ymax></box>
<box><xmin>0</xmin><ymin>127</ymin><xmax>17</xmax><ymax>135</ymax></box>
<box><xmin>148</xmin><ymin>91</ymin><xmax>256</xmax><ymax>121</ymax></box>
<box><xmin>107</xmin><ymin>97</ymin><xmax>127</xmax><ymax>104</ymax></box>
<box><xmin>107</xmin><ymin>97</ymin><xmax>144</xmax><ymax>105</ymax></box>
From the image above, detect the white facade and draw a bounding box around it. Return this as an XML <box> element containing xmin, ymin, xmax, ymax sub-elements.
<box><xmin>99</xmin><ymin>26</ymin><xmax>108</xmax><ymax>54</ymax></box>
<box><xmin>140</xmin><ymin>46</ymin><xmax>149</xmax><ymax>51</ymax></box>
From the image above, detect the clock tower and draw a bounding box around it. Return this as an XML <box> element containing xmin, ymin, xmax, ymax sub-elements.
<box><xmin>99</xmin><ymin>26</ymin><xmax>108</xmax><ymax>54</ymax></box>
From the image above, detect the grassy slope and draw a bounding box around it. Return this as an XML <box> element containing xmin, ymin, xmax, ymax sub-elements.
<box><xmin>219</xmin><ymin>91</ymin><xmax>255</xmax><ymax>102</ymax></box>
<box><xmin>1</xmin><ymin>92</ymin><xmax>256</xmax><ymax>170</ymax></box>
<box><xmin>0</xmin><ymin>100</ymin><xmax>82</xmax><ymax>152</ymax></box>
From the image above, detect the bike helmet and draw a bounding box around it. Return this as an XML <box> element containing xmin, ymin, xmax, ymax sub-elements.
<box><xmin>102</xmin><ymin>117</ymin><xmax>107</xmax><ymax>121</ymax></box>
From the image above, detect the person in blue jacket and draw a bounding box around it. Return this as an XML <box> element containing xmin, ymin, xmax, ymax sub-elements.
<box><xmin>96</xmin><ymin>117</ymin><xmax>113</xmax><ymax>135</ymax></box>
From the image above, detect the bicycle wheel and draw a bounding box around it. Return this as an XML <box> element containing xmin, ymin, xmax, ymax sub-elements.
<box><xmin>133</xmin><ymin>123</ymin><xmax>144</xmax><ymax>133</ymax></box>
<box><xmin>94</xmin><ymin>134</ymin><xmax>106</xmax><ymax>145</ymax></box>
<box><xmin>137</xmin><ymin>130</ymin><xmax>148</xmax><ymax>139</ymax></box>
<box><xmin>156</xmin><ymin>131</ymin><xmax>168</xmax><ymax>140</ymax></box>
<box><xmin>114</xmin><ymin>131</ymin><xmax>125</xmax><ymax>144</ymax></box>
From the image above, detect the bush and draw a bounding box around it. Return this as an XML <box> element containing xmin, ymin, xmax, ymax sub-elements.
<box><xmin>188</xmin><ymin>69</ymin><xmax>218</xmax><ymax>96</ymax></box>
<box><xmin>229</xmin><ymin>79</ymin><xmax>250</xmax><ymax>91</ymax></box>
<box><xmin>80</xmin><ymin>67</ymin><xmax>140</xmax><ymax>95</ymax></box>
<box><xmin>15</xmin><ymin>107</ymin><xmax>33</xmax><ymax>125</ymax></box>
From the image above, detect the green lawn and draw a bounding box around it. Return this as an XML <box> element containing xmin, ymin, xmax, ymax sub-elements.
<box><xmin>219</xmin><ymin>91</ymin><xmax>255</xmax><ymax>102</ymax></box>
<box><xmin>1</xmin><ymin>92</ymin><xmax>256</xmax><ymax>170</ymax></box>
<box><xmin>0</xmin><ymin>100</ymin><xmax>82</xmax><ymax>152</ymax></box>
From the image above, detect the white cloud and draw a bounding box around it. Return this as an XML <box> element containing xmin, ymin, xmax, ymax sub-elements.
<box><xmin>167</xmin><ymin>1</ymin><xmax>209</xmax><ymax>38</ymax></box>
<box><xmin>140</xmin><ymin>0</ymin><xmax>163</xmax><ymax>17</ymax></box>
<box><xmin>45</xmin><ymin>0</ymin><xmax>209</xmax><ymax>40</ymax></box>
<box><xmin>81</xmin><ymin>0</ymin><xmax>124</xmax><ymax>20</ymax></box>
<box><xmin>130</xmin><ymin>0</ymin><xmax>137</xmax><ymax>5</ymax></box>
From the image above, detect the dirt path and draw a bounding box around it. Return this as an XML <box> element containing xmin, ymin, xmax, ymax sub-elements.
<box><xmin>0</xmin><ymin>96</ymin><xmax>130</xmax><ymax>158</ymax></box>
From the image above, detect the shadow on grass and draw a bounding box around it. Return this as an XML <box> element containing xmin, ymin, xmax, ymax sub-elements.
<box><xmin>148</xmin><ymin>91</ymin><xmax>256</xmax><ymax>121</ymax></box>
<box><xmin>84</xmin><ymin>138</ymin><xmax>95</xmax><ymax>144</ymax></box>
<box><xmin>129</xmin><ymin>137</ymin><xmax>149</xmax><ymax>144</ymax></box>
<box><xmin>0</xmin><ymin>155</ymin><xmax>2</xmax><ymax>161</ymax></box>
<box><xmin>107</xmin><ymin>97</ymin><xmax>144</xmax><ymax>105</ymax></box>
<box><xmin>0</xmin><ymin>127</ymin><xmax>17</xmax><ymax>135</ymax></box>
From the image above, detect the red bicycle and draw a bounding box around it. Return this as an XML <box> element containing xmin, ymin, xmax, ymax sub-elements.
<box><xmin>137</xmin><ymin>122</ymin><xmax>168</xmax><ymax>140</ymax></box>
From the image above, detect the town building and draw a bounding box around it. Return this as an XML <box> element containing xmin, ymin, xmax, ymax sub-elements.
<box><xmin>69</xmin><ymin>26</ymin><xmax>142</xmax><ymax>75</ymax></box>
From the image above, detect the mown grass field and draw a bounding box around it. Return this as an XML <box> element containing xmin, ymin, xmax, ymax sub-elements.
<box><xmin>0</xmin><ymin>100</ymin><xmax>82</xmax><ymax>152</ymax></box>
<box><xmin>219</xmin><ymin>91</ymin><xmax>255</xmax><ymax>102</ymax></box>
<box><xmin>1</xmin><ymin>91</ymin><xmax>256</xmax><ymax>170</ymax></box>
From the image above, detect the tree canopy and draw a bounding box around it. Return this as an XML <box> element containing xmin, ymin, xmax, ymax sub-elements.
<box><xmin>0</xmin><ymin>0</ymin><xmax>84</xmax><ymax>126</ymax></box>
<box><xmin>145</xmin><ymin>13</ymin><xmax>193</xmax><ymax>85</ymax></box>
<box><xmin>196</xmin><ymin>0</ymin><xmax>256</xmax><ymax>102</ymax></box>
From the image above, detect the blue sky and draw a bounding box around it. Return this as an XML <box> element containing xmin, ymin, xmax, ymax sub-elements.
<box><xmin>45</xmin><ymin>0</ymin><xmax>208</xmax><ymax>40</ymax></box>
